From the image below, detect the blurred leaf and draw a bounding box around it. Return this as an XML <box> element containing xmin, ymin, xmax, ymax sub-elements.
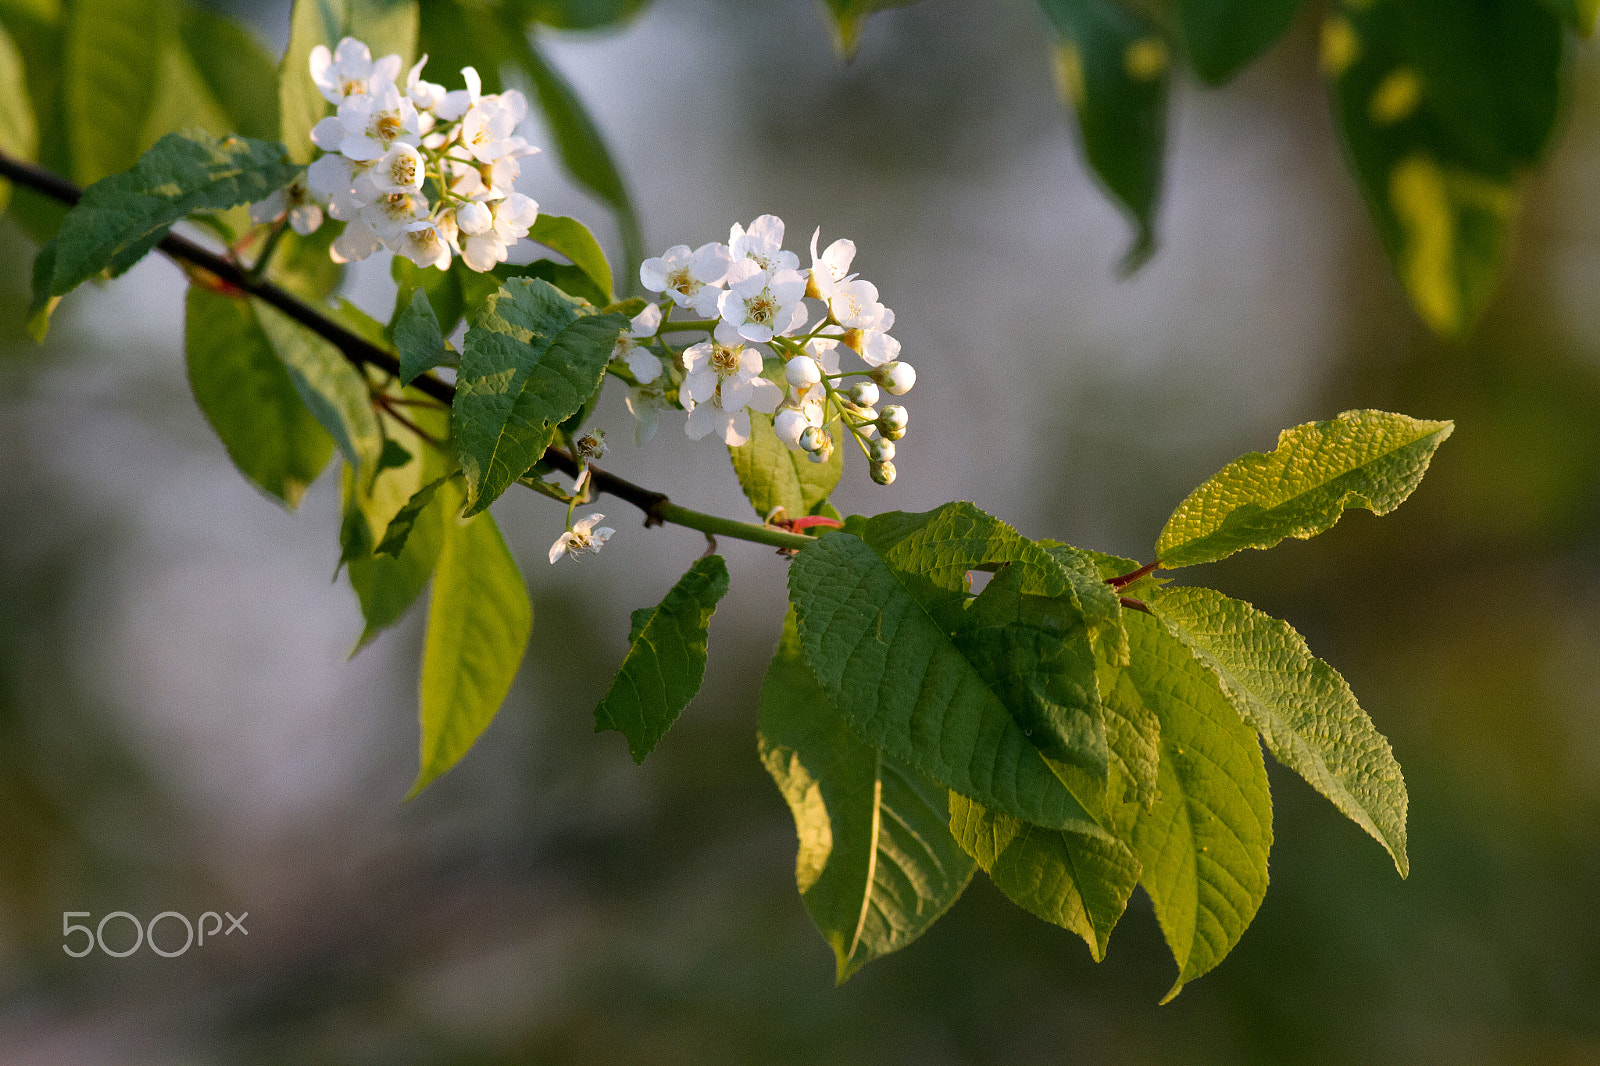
<box><xmin>0</xmin><ymin>19</ymin><xmax>37</xmax><ymax>215</ymax></box>
<box><xmin>594</xmin><ymin>555</ymin><xmax>729</xmax><ymax>763</ymax></box>
<box><xmin>178</xmin><ymin>7</ymin><xmax>281</xmax><ymax>141</ymax></box>
<box><xmin>511</xmin><ymin>0</ymin><xmax>652</xmax><ymax>31</ymax></box>
<box><xmin>65</xmin><ymin>0</ymin><xmax>173</xmax><ymax>184</ymax></box>
<box><xmin>183</xmin><ymin>286</ymin><xmax>334</xmax><ymax>509</ymax></box>
<box><xmin>499</xmin><ymin>258</ymin><xmax>608</xmax><ymax>308</ymax></box>
<box><xmin>1327</xmin><ymin>0</ymin><xmax>1561</xmax><ymax>335</ymax></box>
<box><xmin>1148</xmin><ymin>585</ymin><xmax>1408</xmax><ymax>876</ymax></box>
<box><xmin>138</xmin><ymin>34</ymin><xmax>231</xmax><ymax>151</ymax></box>
<box><xmin>1545</xmin><ymin>0</ymin><xmax>1598</xmax><ymax>32</ymax></box>
<box><xmin>759</xmin><ymin>610</ymin><xmax>975</xmax><ymax>982</ymax></box>
<box><xmin>453</xmin><ymin>277</ymin><xmax>625</xmax><ymax>515</ymax></box>
<box><xmin>1156</xmin><ymin>410</ymin><xmax>1453</xmax><ymax>568</ymax></box>
<box><xmin>410</xmin><ymin>482</ymin><xmax>531</xmax><ymax>797</ymax></box>
<box><xmin>280</xmin><ymin>0</ymin><xmax>419</xmax><ymax>166</ymax></box>
<box><xmin>819</xmin><ymin>0</ymin><xmax>921</xmax><ymax>57</ymax></box>
<box><xmin>948</xmin><ymin>792</ymin><xmax>1137</xmax><ymax>961</ymax></box>
<box><xmin>526</xmin><ymin>213</ymin><xmax>614</xmax><ymax>302</ymax></box>
<box><xmin>788</xmin><ymin>531</ymin><xmax>1104</xmax><ymax>835</ymax></box>
<box><xmin>256</xmin><ymin>298</ymin><xmax>383</xmax><ymax>472</ymax></box>
<box><xmin>418</xmin><ymin>0</ymin><xmax>512</xmax><ymax>95</ymax></box>
<box><xmin>270</xmin><ymin>222</ymin><xmax>346</xmax><ymax>302</ymax></box>
<box><xmin>2</xmin><ymin>4</ymin><xmax>70</xmax><ymax>243</ymax></box>
<box><xmin>1178</xmin><ymin>0</ymin><xmax>1303</xmax><ymax>84</ymax></box>
<box><xmin>728</xmin><ymin>400</ymin><xmax>842</xmax><ymax>521</ymax></box>
<box><xmin>1113</xmin><ymin>608</ymin><xmax>1272</xmax><ymax>1003</ymax></box>
<box><xmin>1038</xmin><ymin>0</ymin><xmax>1169</xmax><ymax>270</ymax></box>
<box><xmin>394</xmin><ymin>287</ymin><xmax>451</xmax><ymax>385</ymax></box>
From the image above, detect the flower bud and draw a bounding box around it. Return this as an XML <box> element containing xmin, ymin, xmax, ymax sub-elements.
<box><xmin>869</xmin><ymin>437</ymin><xmax>895</xmax><ymax>463</ymax></box>
<box><xmin>774</xmin><ymin>407</ymin><xmax>809</xmax><ymax>449</ymax></box>
<box><xmin>850</xmin><ymin>405</ymin><xmax>878</xmax><ymax>423</ymax></box>
<box><xmin>879</xmin><ymin>405</ymin><xmax>908</xmax><ymax>440</ymax></box>
<box><xmin>870</xmin><ymin>460</ymin><xmax>897</xmax><ymax>485</ymax></box>
<box><xmin>848</xmin><ymin>381</ymin><xmax>880</xmax><ymax>407</ymax></box>
<box><xmin>873</xmin><ymin>361</ymin><xmax>916</xmax><ymax>395</ymax></box>
<box><xmin>456</xmin><ymin>200</ymin><xmax>493</xmax><ymax>235</ymax></box>
<box><xmin>785</xmin><ymin>355</ymin><xmax>822</xmax><ymax>389</ymax></box>
<box><xmin>799</xmin><ymin>426</ymin><xmax>826</xmax><ymax>454</ymax></box>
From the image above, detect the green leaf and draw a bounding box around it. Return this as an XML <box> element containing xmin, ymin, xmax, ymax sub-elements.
<box><xmin>255</xmin><ymin>299</ymin><xmax>383</xmax><ymax>473</ymax></box>
<box><xmin>788</xmin><ymin>531</ymin><xmax>1105</xmax><ymax>835</ymax></box>
<box><xmin>452</xmin><ymin>278</ymin><xmax>626</xmax><ymax>516</ymax></box>
<box><xmin>375</xmin><ymin>475</ymin><xmax>450</xmax><ymax>558</ymax></box>
<box><xmin>512</xmin><ymin>0</ymin><xmax>652</xmax><ymax>30</ymax></box>
<box><xmin>818</xmin><ymin>0</ymin><xmax>921</xmax><ymax>57</ymax></box>
<box><xmin>526</xmin><ymin>214</ymin><xmax>614</xmax><ymax>303</ymax></box>
<box><xmin>177</xmin><ymin>8</ymin><xmax>280</xmax><ymax>142</ymax></box>
<box><xmin>280</xmin><ymin>0</ymin><xmax>419</xmax><ymax>166</ymax></box>
<box><xmin>3</xmin><ymin>4</ymin><xmax>70</xmax><ymax>244</ymax></box>
<box><xmin>1146</xmin><ymin>585</ymin><xmax>1408</xmax><ymax>876</ymax></box>
<box><xmin>65</xmin><ymin>0</ymin><xmax>173</xmax><ymax>184</ymax></box>
<box><xmin>947</xmin><ymin>792</ymin><xmax>1138</xmax><ymax>961</ymax></box>
<box><xmin>271</xmin><ymin>222</ymin><xmax>346</xmax><ymax>303</ymax></box>
<box><xmin>391</xmin><ymin>254</ymin><xmax>466</xmax><ymax>338</ymax></box>
<box><xmin>409</xmin><ymin>487</ymin><xmax>531</xmax><ymax>797</ymax></box>
<box><xmin>1155</xmin><ymin>409</ymin><xmax>1454</xmax><ymax>568</ymax></box>
<box><xmin>137</xmin><ymin>34</ymin><xmax>232</xmax><ymax>154</ymax></box>
<box><xmin>1541</xmin><ymin>0</ymin><xmax>1598</xmax><ymax>33</ymax></box>
<box><xmin>1178</xmin><ymin>0</ymin><xmax>1303</xmax><ymax>85</ymax></box>
<box><xmin>594</xmin><ymin>555</ymin><xmax>730</xmax><ymax>763</ymax></box>
<box><xmin>1326</xmin><ymin>0</ymin><xmax>1562</xmax><ymax>335</ymax></box>
<box><xmin>0</xmin><ymin>18</ymin><xmax>38</xmax><ymax>215</ymax></box>
<box><xmin>728</xmin><ymin>400</ymin><xmax>843</xmax><ymax>521</ymax></box>
<box><xmin>1112</xmin><ymin>608</ymin><xmax>1272</xmax><ymax>1003</ymax></box>
<box><xmin>1038</xmin><ymin>0</ymin><xmax>1169</xmax><ymax>270</ymax></box>
<box><xmin>759</xmin><ymin>610</ymin><xmax>975</xmax><ymax>982</ymax></box>
<box><xmin>1086</xmin><ymin>550</ymin><xmax>1163</xmax><ymax>820</ymax></box>
<box><xmin>499</xmin><ymin>259</ymin><xmax>609</xmax><ymax>309</ymax></box>
<box><xmin>394</xmin><ymin>287</ymin><xmax>451</xmax><ymax>386</ymax></box>
<box><xmin>31</xmin><ymin>131</ymin><xmax>302</xmax><ymax>326</ymax></box>
<box><xmin>183</xmin><ymin>286</ymin><xmax>334</xmax><ymax>508</ymax></box>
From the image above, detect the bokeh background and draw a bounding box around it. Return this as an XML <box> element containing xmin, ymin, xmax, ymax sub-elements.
<box><xmin>3</xmin><ymin>0</ymin><xmax>1600</xmax><ymax>1062</ymax></box>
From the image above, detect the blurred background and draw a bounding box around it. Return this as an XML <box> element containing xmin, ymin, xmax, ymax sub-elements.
<box><xmin>3</xmin><ymin>0</ymin><xmax>1600</xmax><ymax>1061</ymax></box>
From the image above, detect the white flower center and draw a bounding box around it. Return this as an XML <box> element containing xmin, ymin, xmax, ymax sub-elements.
<box><xmin>745</xmin><ymin>290</ymin><xmax>778</xmax><ymax>326</ymax></box>
<box><xmin>667</xmin><ymin>266</ymin><xmax>698</xmax><ymax>297</ymax></box>
<box><xmin>340</xmin><ymin>78</ymin><xmax>364</xmax><ymax>97</ymax></box>
<box><xmin>372</xmin><ymin>112</ymin><xmax>402</xmax><ymax>141</ymax></box>
<box><xmin>710</xmin><ymin>344</ymin><xmax>741</xmax><ymax>378</ymax></box>
<box><xmin>389</xmin><ymin>156</ymin><xmax>416</xmax><ymax>185</ymax></box>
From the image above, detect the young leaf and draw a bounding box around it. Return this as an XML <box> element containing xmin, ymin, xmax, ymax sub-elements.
<box><xmin>1177</xmin><ymin>0</ymin><xmax>1303</xmax><ymax>85</ymax></box>
<box><xmin>819</xmin><ymin>0</ymin><xmax>921</xmax><ymax>56</ymax></box>
<box><xmin>376</xmin><ymin>475</ymin><xmax>450</xmax><ymax>558</ymax></box>
<box><xmin>1113</xmin><ymin>608</ymin><xmax>1272</xmax><ymax>1003</ymax></box>
<box><xmin>948</xmin><ymin>792</ymin><xmax>1138</xmax><ymax>961</ymax></box>
<box><xmin>177</xmin><ymin>7</ymin><xmax>280</xmax><ymax>142</ymax></box>
<box><xmin>452</xmin><ymin>278</ymin><xmax>626</xmax><ymax>516</ymax></box>
<box><xmin>727</xmin><ymin>402</ymin><xmax>842</xmax><ymax>521</ymax></box>
<box><xmin>393</xmin><ymin>287</ymin><xmax>451</xmax><ymax>386</ymax></box>
<box><xmin>410</xmin><ymin>488</ymin><xmax>531</xmax><ymax>797</ymax></box>
<box><xmin>788</xmin><ymin>532</ymin><xmax>1105</xmax><ymax>835</ymax></box>
<box><xmin>280</xmin><ymin>0</ymin><xmax>418</xmax><ymax>165</ymax></box>
<box><xmin>183</xmin><ymin>287</ymin><xmax>334</xmax><ymax>508</ymax></box>
<box><xmin>1146</xmin><ymin>585</ymin><xmax>1408</xmax><ymax>876</ymax></box>
<box><xmin>759</xmin><ymin>611</ymin><xmax>975</xmax><ymax>982</ymax></box>
<box><xmin>30</xmin><ymin>131</ymin><xmax>302</xmax><ymax>325</ymax></box>
<box><xmin>594</xmin><ymin>555</ymin><xmax>729</xmax><ymax>762</ymax></box>
<box><xmin>1155</xmin><ymin>410</ymin><xmax>1454</xmax><ymax>568</ymax></box>
<box><xmin>256</xmin><ymin>300</ymin><xmax>383</xmax><ymax>473</ymax></box>
<box><xmin>526</xmin><ymin>214</ymin><xmax>614</xmax><ymax>303</ymax></box>
<box><xmin>0</xmin><ymin>19</ymin><xmax>38</xmax><ymax>215</ymax></box>
<box><xmin>1037</xmin><ymin>0</ymin><xmax>1169</xmax><ymax>270</ymax></box>
<box><xmin>65</xmin><ymin>0</ymin><xmax>173</xmax><ymax>184</ymax></box>
<box><xmin>1326</xmin><ymin>0</ymin><xmax>1561</xmax><ymax>335</ymax></box>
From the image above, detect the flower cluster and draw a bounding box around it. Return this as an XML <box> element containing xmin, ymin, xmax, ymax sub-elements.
<box><xmin>624</xmin><ymin>215</ymin><xmax>915</xmax><ymax>484</ymax></box>
<box><xmin>252</xmin><ymin>37</ymin><xmax>540</xmax><ymax>272</ymax></box>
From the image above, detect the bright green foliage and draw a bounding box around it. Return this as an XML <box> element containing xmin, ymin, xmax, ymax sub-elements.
<box><xmin>29</xmin><ymin>131</ymin><xmax>301</xmax><ymax>330</ymax></box>
<box><xmin>514</xmin><ymin>0</ymin><xmax>652</xmax><ymax>30</ymax></box>
<box><xmin>1178</xmin><ymin>0</ymin><xmax>1303</xmax><ymax>84</ymax></box>
<box><xmin>65</xmin><ymin>0</ymin><xmax>172</xmax><ymax>184</ymax></box>
<box><xmin>280</xmin><ymin>0</ymin><xmax>418</xmax><ymax>165</ymax></box>
<box><xmin>788</xmin><ymin>531</ymin><xmax>1104</xmax><ymax>835</ymax></box>
<box><xmin>594</xmin><ymin>555</ymin><xmax>730</xmax><ymax>762</ymax></box>
<box><xmin>526</xmin><ymin>214</ymin><xmax>615</xmax><ymax>303</ymax></box>
<box><xmin>760</xmin><ymin>612</ymin><xmax>975</xmax><ymax>982</ymax></box>
<box><xmin>177</xmin><ymin>8</ymin><xmax>281</xmax><ymax>142</ymax></box>
<box><xmin>0</xmin><ymin>19</ymin><xmax>37</xmax><ymax>214</ymax></box>
<box><xmin>948</xmin><ymin>792</ymin><xmax>1138</xmax><ymax>961</ymax></box>
<box><xmin>1147</xmin><ymin>585</ymin><xmax>1409</xmax><ymax>875</ymax></box>
<box><xmin>256</xmin><ymin>301</ymin><xmax>383</xmax><ymax>474</ymax></box>
<box><xmin>1156</xmin><ymin>410</ymin><xmax>1454</xmax><ymax>567</ymax></box>
<box><xmin>410</xmin><ymin>481</ymin><xmax>531</xmax><ymax>797</ymax></box>
<box><xmin>1112</xmin><ymin>608</ymin><xmax>1273</xmax><ymax>1002</ymax></box>
<box><xmin>728</xmin><ymin>397</ymin><xmax>842</xmax><ymax>520</ymax></box>
<box><xmin>819</xmin><ymin>0</ymin><xmax>921</xmax><ymax>56</ymax></box>
<box><xmin>375</xmin><ymin>476</ymin><xmax>450</xmax><ymax>558</ymax></box>
<box><xmin>1327</xmin><ymin>0</ymin><xmax>1562</xmax><ymax>335</ymax></box>
<box><xmin>451</xmin><ymin>278</ymin><xmax>627</xmax><ymax>515</ymax></box>
<box><xmin>1037</xmin><ymin>0</ymin><xmax>1168</xmax><ymax>269</ymax></box>
<box><xmin>393</xmin><ymin>288</ymin><xmax>451</xmax><ymax>386</ymax></box>
<box><xmin>183</xmin><ymin>287</ymin><xmax>334</xmax><ymax>509</ymax></box>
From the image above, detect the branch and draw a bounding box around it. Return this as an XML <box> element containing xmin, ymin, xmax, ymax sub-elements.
<box><xmin>0</xmin><ymin>150</ymin><xmax>813</xmax><ymax>550</ymax></box>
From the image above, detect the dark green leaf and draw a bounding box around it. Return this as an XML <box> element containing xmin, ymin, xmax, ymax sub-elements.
<box><xmin>3</xmin><ymin>4</ymin><xmax>70</xmax><ymax>243</ymax></box>
<box><xmin>394</xmin><ymin>287</ymin><xmax>451</xmax><ymax>385</ymax></box>
<box><xmin>452</xmin><ymin>278</ymin><xmax>626</xmax><ymax>515</ymax></box>
<box><xmin>594</xmin><ymin>555</ymin><xmax>730</xmax><ymax>762</ymax></box>
<box><xmin>271</xmin><ymin>223</ymin><xmax>346</xmax><ymax>302</ymax></box>
<box><xmin>526</xmin><ymin>213</ymin><xmax>614</xmax><ymax>303</ymax></box>
<box><xmin>376</xmin><ymin>475</ymin><xmax>450</xmax><ymax>558</ymax></box>
<box><xmin>499</xmin><ymin>259</ymin><xmax>608</xmax><ymax>308</ymax></box>
<box><xmin>760</xmin><ymin>610</ymin><xmax>975</xmax><ymax>982</ymax></box>
<box><xmin>0</xmin><ymin>19</ymin><xmax>37</xmax><ymax>214</ymax></box>
<box><xmin>280</xmin><ymin>0</ymin><xmax>418</xmax><ymax>166</ymax></box>
<box><xmin>392</xmin><ymin>254</ymin><xmax>465</xmax><ymax>338</ymax></box>
<box><xmin>65</xmin><ymin>0</ymin><xmax>173</xmax><ymax>184</ymax></box>
<box><xmin>183</xmin><ymin>286</ymin><xmax>334</xmax><ymax>509</ymax></box>
<box><xmin>1541</xmin><ymin>0</ymin><xmax>1597</xmax><ymax>33</ymax></box>
<box><xmin>1178</xmin><ymin>0</ymin><xmax>1303</xmax><ymax>85</ymax></box>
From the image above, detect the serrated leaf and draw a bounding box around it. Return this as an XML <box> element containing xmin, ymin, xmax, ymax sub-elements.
<box><xmin>254</xmin><ymin>300</ymin><xmax>383</xmax><ymax>477</ymax></box>
<box><xmin>65</xmin><ymin>0</ymin><xmax>173</xmax><ymax>184</ymax></box>
<box><xmin>594</xmin><ymin>555</ymin><xmax>729</xmax><ymax>762</ymax></box>
<box><xmin>409</xmin><ymin>486</ymin><xmax>531</xmax><ymax>797</ymax></box>
<box><xmin>280</xmin><ymin>0</ymin><xmax>418</xmax><ymax>166</ymax></box>
<box><xmin>759</xmin><ymin>610</ymin><xmax>975</xmax><ymax>982</ymax></box>
<box><xmin>1156</xmin><ymin>410</ymin><xmax>1454</xmax><ymax>568</ymax></box>
<box><xmin>394</xmin><ymin>287</ymin><xmax>450</xmax><ymax>386</ymax></box>
<box><xmin>789</xmin><ymin>532</ymin><xmax>1105</xmax><ymax>835</ymax></box>
<box><xmin>1039</xmin><ymin>0</ymin><xmax>1169</xmax><ymax>270</ymax></box>
<box><xmin>1326</xmin><ymin>0</ymin><xmax>1561</xmax><ymax>335</ymax></box>
<box><xmin>526</xmin><ymin>214</ymin><xmax>614</xmax><ymax>303</ymax></box>
<box><xmin>948</xmin><ymin>792</ymin><xmax>1138</xmax><ymax>961</ymax></box>
<box><xmin>178</xmin><ymin>8</ymin><xmax>280</xmax><ymax>142</ymax></box>
<box><xmin>819</xmin><ymin>0</ymin><xmax>920</xmax><ymax>56</ymax></box>
<box><xmin>0</xmin><ymin>20</ymin><xmax>37</xmax><ymax>215</ymax></box>
<box><xmin>500</xmin><ymin>258</ymin><xmax>608</xmax><ymax>308</ymax></box>
<box><xmin>376</xmin><ymin>475</ymin><xmax>449</xmax><ymax>558</ymax></box>
<box><xmin>1147</xmin><ymin>585</ymin><xmax>1407</xmax><ymax>876</ymax></box>
<box><xmin>391</xmin><ymin>254</ymin><xmax>466</xmax><ymax>338</ymax></box>
<box><xmin>728</xmin><ymin>397</ymin><xmax>842</xmax><ymax>521</ymax></box>
<box><xmin>1178</xmin><ymin>0</ymin><xmax>1303</xmax><ymax>85</ymax></box>
<box><xmin>183</xmin><ymin>286</ymin><xmax>333</xmax><ymax>508</ymax></box>
<box><xmin>1115</xmin><ymin>608</ymin><xmax>1272</xmax><ymax>1003</ymax></box>
<box><xmin>452</xmin><ymin>277</ymin><xmax>626</xmax><ymax>515</ymax></box>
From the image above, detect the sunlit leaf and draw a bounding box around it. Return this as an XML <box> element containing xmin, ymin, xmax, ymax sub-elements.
<box><xmin>0</xmin><ymin>18</ymin><xmax>38</xmax><ymax>215</ymax></box>
<box><xmin>728</xmin><ymin>378</ymin><xmax>842</xmax><ymax>521</ymax></box>
<box><xmin>527</xmin><ymin>213</ymin><xmax>614</xmax><ymax>303</ymax></box>
<box><xmin>256</xmin><ymin>298</ymin><xmax>383</xmax><ymax>473</ymax></box>
<box><xmin>65</xmin><ymin>0</ymin><xmax>173</xmax><ymax>184</ymax></box>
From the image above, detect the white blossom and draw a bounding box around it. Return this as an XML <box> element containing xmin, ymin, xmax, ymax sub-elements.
<box><xmin>435</xmin><ymin>65</ymin><xmax>483</xmax><ymax>122</ymax></box>
<box><xmin>549</xmin><ymin>514</ymin><xmax>614</xmax><ymax>563</ymax></box>
<box><xmin>625</xmin><ymin>381</ymin><xmax>670</xmax><ymax>446</ymax></box>
<box><xmin>785</xmin><ymin>354</ymin><xmax>821</xmax><ymax>389</ymax></box>
<box><xmin>640</xmin><ymin>243</ymin><xmax>732</xmax><ymax>315</ymax></box>
<box><xmin>250</xmin><ymin>175</ymin><xmax>322</xmax><ymax>235</ymax></box>
<box><xmin>310</xmin><ymin>38</ymin><xmax>401</xmax><ymax>105</ymax></box>
<box><xmin>717</xmin><ymin>260</ymin><xmax>807</xmax><ymax>344</ymax></box>
<box><xmin>370</xmin><ymin>142</ymin><xmax>425</xmax><ymax>194</ymax></box>
<box><xmin>458</xmin><ymin>91</ymin><xmax>531</xmax><ymax>163</ymax></box>
<box><xmin>330</xmin><ymin>217</ymin><xmax>382</xmax><ymax>263</ymax></box>
<box><xmin>612</xmin><ymin>304</ymin><xmax>664</xmax><ymax>383</ymax></box>
<box><xmin>807</xmin><ymin>227</ymin><xmax>855</xmax><ymax>301</ymax></box>
<box><xmin>397</xmin><ymin>218</ymin><xmax>453</xmax><ymax>270</ymax></box>
<box><xmin>333</xmin><ymin>80</ymin><xmax>420</xmax><ymax>161</ymax></box>
<box><xmin>404</xmin><ymin>55</ymin><xmax>448</xmax><ymax>112</ymax></box>
<box><xmin>729</xmin><ymin>215</ymin><xmax>799</xmax><ymax>273</ymax></box>
<box><xmin>681</xmin><ymin>325</ymin><xmax>783</xmax><ymax>446</ymax></box>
